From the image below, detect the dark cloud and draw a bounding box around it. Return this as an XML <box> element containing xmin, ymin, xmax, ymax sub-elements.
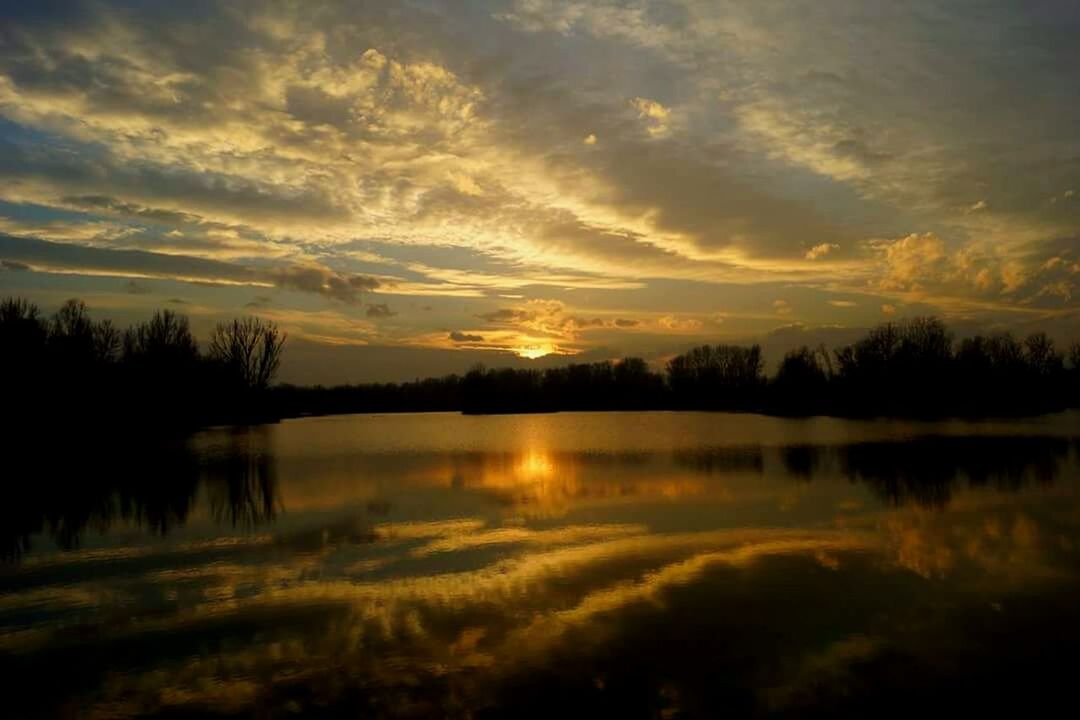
<box><xmin>481</xmin><ymin>63</ymin><xmax>852</xmax><ymax>260</ymax></box>
<box><xmin>580</xmin><ymin>142</ymin><xmax>849</xmax><ymax>258</ymax></box>
<box><xmin>476</xmin><ymin>305</ymin><xmax>642</xmax><ymax>333</ymax></box>
<box><xmin>562</xmin><ymin>316</ymin><xmax>642</xmax><ymax>332</ymax></box>
<box><xmin>832</xmin><ymin>138</ymin><xmax>892</xmax><ymax>166</ymax></box>
<box><xmin>478</xmin><ymin>308</ymin><xmax>536</xmax><ymax>323</ymax></box>
<box><xmin>0</xmin><ymin>233</ymin><xmax>379</xmax><ymax>302</ymax></box>
<box><xmin>449</xmin><ymin>331</ymin><xmax>484</xmax><ymax>343</ymax></box>
<box><xmin>1</xmin><ymin>232</ymin><xmax>246</xmax><ymax>282</ymax></box>
<box><xmin>0</xmin><ymin>137</ymin><xmax>349</xmax><ymax>228</ymax></box>
<box><xmin>124</xmin><ymin>279</ymin><xmax>151</xmax><ymax>294</ymax></box>
<box><xmin>285</xmin><ymin>85</ymin><xmax>355</xmax><ymax>128</ymax></box>
<box><xmin>266</xmin><ymin>266</ymin><xmax>380</xmax><ymax>304</ymax></box>
<box><xmin>537</xmin><ymin>219</ymin><xmax>684</xmax><ymax>267</ymax></box>
<box><xmin>245</xmin><ymin>295</ymin><xmax>272</xmax><ymax>309</ymax></box>
<box><xmin>1</xmin><ymin>259</ymin><xmax>30</xmax><ymax>271</ymax></box>
<box><xmin>61</xmin><ymin>195</ymin><xmax>202</xmax><ymax>226</ymax></box>
<box><xmin>366</xmin><ymin>303</ymin><xmax>396</xmax><ymax>318</ymax></box>
<box><xmin>561</xmin><ymin>316</ymin><xmax>606</xmax><ymax>331</ymax></box>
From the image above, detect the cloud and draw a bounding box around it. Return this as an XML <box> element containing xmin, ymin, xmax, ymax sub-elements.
<box><xmin>0</xmin><ymin>233</ymin><xmax>380</xmax><ymax>302</ymax></box>
<box><xmin>881</xmin><ymin>304</ymin><xmax>897</xmax><ymax>315</ymax></box>
<box><xmin>2</xmin><ymin>0</ymin><xmax>1080</xmax><ymax>367</ymax></box>
<box><xmin>263</xmin><ymin>266</ymin><xmax>380</xmax><ymax>303</ymax></box>
<box><xmin>477</xmin><ymin>300</ymin><xmax>645</xmax><ymax>343</ymax></box>
<box><xmin>658</xmin><ymin>315</ymin><xmax>704</xmax><ymax>332</ymax></box>
<box><xmin>828</xmin><ymin>300</ymin><xmax>857</xmax><ymax>308</ymax></box>
<box><xmin>124</xmin><ymin>280</ymin><xmax>151</xmax><ymax>295</ymax></box>
<box><xmin>875</xmin><ymin>233</ymin><xmax>948</xmax><ymax>291</ymax></box>
<box><xmin>245</xmin><ymin>296</ymin><xmax>272</xmax><ymax>309</ymax></box>
<box><xmin>1</xmin><ymin>258</ymin><xmax>30</xmax><ymax>271</ymax></box>
<box><xmin>630</xmin><ymin>97</ymin><xmax>671</xmax><ymax>137</ymax></box>
<box><xmin>365</xmin><ymin>303</ymin><xmax>397</xmax><ymax>319</ymax></box>
<box><xmin>831</xmin><ymin>138</ymin><xmax>892</xmax><ymax>166</ymax></box>
<box><xmin>449</xmin><ymin>331</ymin><xmax>485</xmax><ymax>343</ymax></box>
<box><xmin>773</xmin><ymin>299</ymin><xmax>793</xmax><ymax>316</ymax></box>
<box><xmin>478</xmin><ymin>308</ymin><xmax>537</xmax><ymax>324</ymax></box>
<box><xmin>866</xmin><ymin>230</ymin><xmax>1080</xmax><ymax>314</ymax></box>
<box><xmin>805</xmin><ymin>243</ymin><xmax>839</xmax><ymax>260</ymax></box>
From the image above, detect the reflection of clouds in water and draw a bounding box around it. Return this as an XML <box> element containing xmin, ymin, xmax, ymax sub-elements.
<box><xmin>5</xmin><ymin>493</ymin><xmax>1080</xmax><ymax>717</ymax></box>
<box><xmin>407</xmin><ymin>523</ymin><xmax>648</xmax><ymax>556</ymax></box>
<box><xmin>503</xmin><ymin>536</ymin><xmax>873</xmax><ymax>659</ymax></box>
<box><xmin>879</xmin><ymin>504</ymin><xmax>1073</xmax><ymax>583</ymax></box>
<box><xmin>7</xmin><ymin>527</ymin><xmax>875</xmax><ymax>716</ymax></box>
<box><xmin>5</xmin><ymin>416</ymin><xmax>1080</xmax><ymax>716</ymax></box>
<box><xmin>763</xmin><ymin>634</ymin><xmax>880</xmax><ymax>712</ymax></box>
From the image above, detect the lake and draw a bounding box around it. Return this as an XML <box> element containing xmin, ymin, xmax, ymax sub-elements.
<box><xmin>4</xmin><ymin>411</ymin><xmax>1080</xmax><ymax>718</ymax></box>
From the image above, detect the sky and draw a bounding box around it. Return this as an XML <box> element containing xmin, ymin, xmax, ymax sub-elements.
<box><xmin>1</xmin><ymin>0</ymin><xmax>1079</xmax><ymax>383</ymax></box>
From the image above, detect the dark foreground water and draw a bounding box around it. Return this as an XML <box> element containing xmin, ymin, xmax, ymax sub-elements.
<box><xmin>4</xmin><ymin>411</ymin><xmax>1080</xmax><ymax>718</ymax></box>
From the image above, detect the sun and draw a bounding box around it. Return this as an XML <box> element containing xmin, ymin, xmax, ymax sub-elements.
<box><xmin>515</xmin><ymin>344</ymin><xmax>556</xmax><ymax>359</ymax></box>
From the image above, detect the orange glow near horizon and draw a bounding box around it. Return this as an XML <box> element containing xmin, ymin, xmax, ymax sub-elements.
<box><xmin>515</xmin><ymin>344</ymin><xmax>557</xmax><ymax>359</ymax></box>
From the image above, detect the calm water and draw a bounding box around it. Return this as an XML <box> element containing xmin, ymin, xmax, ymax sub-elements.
<box><xmin>4</xmin><ymin>411</ymin><xmax>1080</xmax><ymax>718</ymax></box>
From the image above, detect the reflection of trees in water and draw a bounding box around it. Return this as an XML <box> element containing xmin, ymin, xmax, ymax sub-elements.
<box><xmin>780</xmin><ymin>436</ymin><xmax>1072</xmax><ymax>508</ymax></box>
<box><xmin>1</xmin><ymin>433</ymin><xmax>279</xmax><ymax>560</ymax></box>
<box><xmin>203</xmin><ymin>451</ymin><xmax>279</xmax><ymax>529</ymax></box>
<box><xmin>673</xmin><ymin>447</ymin><xmax>764</xmax><ymax>474</ymax></box>
<box><xmin>779</xmin><ymin>445</ymin><xmax>821</xmax><ymax>481</ymax></box>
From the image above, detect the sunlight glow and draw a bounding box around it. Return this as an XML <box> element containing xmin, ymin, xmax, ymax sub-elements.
<box><xmin>515</xmin><ymin>344</ymin><xmax>556</xmax><ymax>359</ymax></box>
<box><xmin>517</xmin><ymin>450</ymin><xmax>556</xmax><ymax>479</ymax></box>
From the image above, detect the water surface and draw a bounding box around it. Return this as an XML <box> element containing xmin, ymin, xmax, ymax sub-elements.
<box><xmin>4</xmin><ymin>411</ymin><xmax>1080</xmax><ymax>717</ymax></box>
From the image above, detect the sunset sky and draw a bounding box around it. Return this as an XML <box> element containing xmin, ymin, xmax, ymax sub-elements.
<box><xmin>2</xmin><ymin>1</ymin><xmax>1079</xmax><ymax>383</ymax></box>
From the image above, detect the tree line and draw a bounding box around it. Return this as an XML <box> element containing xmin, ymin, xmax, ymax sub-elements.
<box><xmin>278</xmin><ymin>316</ymin><xmax>1080</xmax><ymax>418</ymax></box>
<box><xmin>1</xmin><ymin>296</ymin><xmax>285</xmax><ymax>433</ymax></box>
<box><xmin>4</xmin><ymin>297</ymin><xmax>1080</xmax><ymax>425</ymax></box>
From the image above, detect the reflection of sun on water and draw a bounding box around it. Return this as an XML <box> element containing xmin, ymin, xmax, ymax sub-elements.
<box><xmin>517</xmin><ymin>450</ymin><xmax>556</xmax><ymax>478</ymax></box>
<box><xmin>427</xmin><ymin>447</ymin><xmax>711</xmax><ymax>517</ymax></box>
<box><xmin>511</xmin><ymin>449</ymin><xmax>572</xmax><ymax>512</ymax></box>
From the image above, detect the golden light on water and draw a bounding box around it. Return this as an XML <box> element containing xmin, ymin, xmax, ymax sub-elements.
<box><xmin>516</xmin><ymin>450</ymin><xmax>556</xmax><ymax>478</ymax></box>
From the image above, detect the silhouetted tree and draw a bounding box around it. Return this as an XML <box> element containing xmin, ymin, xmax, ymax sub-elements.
<box><xmin>0</xmin><ymin>298</ymin><xmax>47</xmax><ymax>371</ymax></box>
<box><xmin>667</xmin><ymin>344</ymin><xmax>764</xmax><ymax>410</ymax></box>
<box><xmin>770</xmin><ymin>346</ymin><xmax>830</xmax><ymax>415</ymax></box>
<box><xmin>93</xmin><ymin>320</ymin><xmax>121</xmax><ymax>362</ymax></box>
<box><xmin>119</xmin><ymin>310</ymin><xmax>202</xmax><ymax>427</ymax></box>
<box><xmin>49</xmin><ymin>299</ymin><xmax>114</xmax><ymax>365</ymax></box>
<box><xmin>35</xmin><ymin>299</ymin><xmax>124</xmax><ymax>423</ymax></box>
<box><xmin>0</xmin><ymin>298</ymin><xmax>49</xmax><ymax>427</ymax></box>
<box><xmin>1025</xmin><ymin>332</ymin><xmax>1063</xmax><ymax>377</ymax></box>
<box><xmin>0</xmin><ymin>297</ymin><xmax>46</xmax><ymax>348</ymax></box>
<box><xmin>1069</xmin><ymin>341</ymin><xmax>1080</xmax><ymax>406</ymax></box>
<box><xmin>123</xmin><ymin>309</ymin><xmax>199</xmax><ymax>364</ymax></box>
<box><xmin>208</xmin><ymin>317</ymin><xmax>286</xmax><ymax>392</ymax></box>
<box><xmin>1</xmin><ymin>297</ymin><xmax>292</xmax><ymax>433</ymax></box>
<box><xmin>612</xmin><ymin>357</ymin><xmax>666</xmax><ymax>409</ymax></box>
<box><xmin>833</xmin><ymin>318</ymin><xmax>954</xmax><ymax>415</ymax></box>
<box><xmin>951</xmin><ymin>331</ymin><xmax>1065</xmax><ymax>415</ymax></box>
